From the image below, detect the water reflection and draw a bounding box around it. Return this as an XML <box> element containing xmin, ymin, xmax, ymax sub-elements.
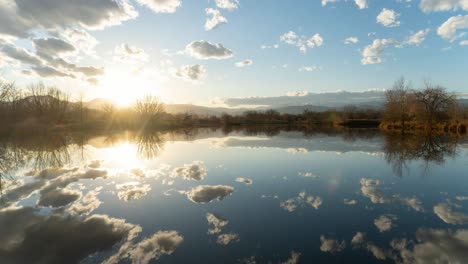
<box><xmin>0</xmin><ymin>127</ymin><xmax>467</xmax><ymax>263</ymax></box>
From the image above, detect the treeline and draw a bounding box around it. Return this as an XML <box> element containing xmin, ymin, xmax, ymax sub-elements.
<box><xmin>381</xmin><ymin>78</ymin><xmax>468</xmax><ymax>133</ymax></box>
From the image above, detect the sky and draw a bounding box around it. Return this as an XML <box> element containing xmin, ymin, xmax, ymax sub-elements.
<box><xmin>0</xmin><ymin>0</ymin><xmax>467</xmax><ymax>106</ymax></box>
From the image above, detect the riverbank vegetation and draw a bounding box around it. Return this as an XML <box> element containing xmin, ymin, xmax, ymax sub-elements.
<box><xmin>1</xmin><ymin>79</ymin><xmax>467</xmax><ymax>135</ymax></box>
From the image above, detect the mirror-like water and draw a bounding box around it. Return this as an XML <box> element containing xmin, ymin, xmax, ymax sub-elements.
<box><xmin>1</xmin><ymin>128</ymin><xmax>468</xmax><ymax>264</ymax></box>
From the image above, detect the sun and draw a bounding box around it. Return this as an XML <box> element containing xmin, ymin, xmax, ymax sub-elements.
<box><xmin>97</xmin><ymin>67</ymin><xmax>168</xmax><ymax>106</ymax></box>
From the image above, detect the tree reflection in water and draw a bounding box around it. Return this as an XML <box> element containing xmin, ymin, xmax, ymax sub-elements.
<box><xmin>383</xmin><ymin>132</ymin><xmax>459</xmax><ymax>177</ymax></box>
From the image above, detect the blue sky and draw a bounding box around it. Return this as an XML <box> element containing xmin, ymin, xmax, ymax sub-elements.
<box><xmin>0</xmin><ymin>0</ymin><xmax>467</xmax><ymax>105</ymax></box>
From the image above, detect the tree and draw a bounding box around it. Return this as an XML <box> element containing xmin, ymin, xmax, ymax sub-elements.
<box><xmin>383</xmin><ymin>77</ymin><xmax>412</xmax><ymax>128</ymax></box>
<box><xmin>134</xmin><ymin>95</ymin><xmax>165</xmax><ymax>127</ymax></box>
<box><xmin>414</xmin><ymin>82</ymin><xmax>457</xmax><ymax>129</ymax></box>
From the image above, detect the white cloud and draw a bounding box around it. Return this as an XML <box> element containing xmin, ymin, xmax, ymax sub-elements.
<box><xmin>420</xmin><ymin>0</ymin><xmax>468</xmax><ymax>13</ymax></box>
<box><xmin>170</xmin><ymin>64</ymin><xmax>206</xmax><ymax>82</ymax></box>
<box><xmin>207</xmin><ymin>213</ymin><xmax>228</xmax><ymax>234</ymax></box>
<box><xmin>299</xmin><ymin>66</ymin><xmax>318</xmax><ymax>72</ymax></box>
<box><xmin>461</xmin><ymin>40</ymin><xmax>468</xmax><ymax>45</ymax></box>
<box><xmin>185</xmin><ymin>40</ymin><xmax>233</xmax><ymax>59</ymax></box>
<box><xmin>216</xmin><ymin>233</ymin><xmax>240</xmax><ymax>245</ymax></box>
<box><xmin>130</xmin><ymin>230</ymin><xmax>184</xmax><ymax>263</ymax></box>
<box><xmin>355</xmin><ymin>0</ymin><xmax>368</xmax><ymax>9</ymax></box>
<box><xmin>344</xmin><ymin>37</ymin><xmax>359</xmax><ymax>44</ymax></box>
<box><xmin>116</xmin><ymin>182</ymin><xmax>151</xmax><ymax>201</ymax></box>
<box><xmin>376</xmin><ymin>8</ymin><xmax>401</xmax><ymax>27</ymax></box>
<box><xmin>135</xmin><ymin>0</ymin><xmax>181</xmax><ymax>13</ymax></box>
<box><xmin>114</xmin><ymin>43</ymin><xmax>148</xmax><ymax>63</ymax></box>
<box><xmin>216</xmin><ymin>0</ymin><xmax>239</xmax><ymax>10</ymax></box>
<box><xmin>185</xmin><ymin>185</ymin><xmax>234</xmax><ymax>203</ymax></box>
<box><xmin>280</xmin><ymin>192</ymin><xmax>322</xmax><ymax>212</ymax></box>
<box><xmin>351</xmin><ymin>232</ymin><xmax>365</xmax><ymax>246</ymax></box>
<box><xmin>320</xmin><ymin>235</ymin><xmax>346</xmax><ymax>253</ymax></box>
<box><xmin>361</xmin><ymin>38</ymin><xmax>396</xmax><ymax>65</ymax></box>
<box><xmin>172</xmin><ymin>161</ymin><xmax>207</xmax><ymax>180</ymax></box>
<box><xmin>235</xmin><ymin>177</ymin><xmax>253</xmax><ymax>185</ymax></box>
<box><xmin>235</xmin><ymin>59</ymin><xmax>253</xmax><ymax>67</ymax></box>
<box><xmin>406</xmin><ymin>28</ymin><xmax>431</xmax><ymax>46</ymax></box>
<box><xmin>437</xmin><ymin>15</ymin><xmax>468</xmax><ymax>41</ymax></box>
<box><xmin>374</xmin><ymin>214</ymin><xmax>397</xmax><ymax>232</ymax></box>
<box><xmin>344</xmin><ymin>198</ymin><xmax>357</xmax><ymax>205</ymax></box>
<box><xmin>434</xmin><ymin>203</ymin><xmax>468</xmax><ymax>224</ymax></box>
<box><xmin>288</xmin><ymin>91</ymin><xmax>309</xmax><ymax>97</ymax></box>
<box><xmin>280</xmin><ymin>31</ymin><xmax>323</xmax><ymax>53</ymax></box>
<box><xmin>321</xmin><ymin>0</ymin><xmax>340</xmax><ymax>6</ymax></box>
<box><xmin>205</xmin><ymin>8</ymin><xmax>227</xmax><ymax>31</ymax></box>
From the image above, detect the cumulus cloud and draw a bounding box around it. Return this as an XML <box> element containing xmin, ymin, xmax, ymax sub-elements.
<box><xmin>280</xmin><ymin>31</ymin><xmax>323</xmax><ymax>53</ymax></box>
<box><xmin>321</xmin><ymin>0</ymin><xmax>340</xmax><ymax>6</ymax></box>
<box><xmin>235</xmin><ymin>177</ymin><xmax>253</xmax><ymax>185</ymax></box>
<box><xmin>207</xmin><ymin>213</ymin><xmax>229</xmax><ymax>234</ymax></box>
<box><xmin>298</xmin><ymin>66</ymin><xmax>318</xmax><ymax>72</ymax></box>
<box><xmin>129</xmin><ymin>230</ymin><xmax>184</xmax><ymax>263</ymax></box>
<box><xmin>185</xmin><ymin>40</ymin><xmax>233</xmax><ymax>59</ymax></box>
<box><xmin>172</xmin><ymin>161</ymin><xmax>207</xmax><ymax>181</ymax></box>
<box><xmin>344</xmin><ymin>37</ymin><xmax>359</xmax><ymax>44</ymax></box>
<box><xmin>355</xmin><ymin>0</ymin><xmax>368</xmax><ymax>9</ymax></box>
<box><xmin>361</xmin><ymin>38</ymin><xmax>396</xmax><ymax>65</ymax></box>
<box><xmin>0</xmin><ymin>0</ymin><xmax>137</xmax><ymax>38</ymax></box>
<box><xmin>0</xmin><ymin>207</ymin><xmax>140</xmax><ymax>264</ymax></box>
<box><xmin>351</xmin><ymin>232</ymin><xmax>365</xmax><ymax>246</ymax></box>
<box><xmin>374</xmin><ymin>214</ymin><xmax>397</xmax><ymax>232</ymax></box>
<box><xmin>320</xmin><ymin>235</ymin><xmax>346</xmax><ymax>253</ymax></box>
<box><xmin>216</xmin><ymin>0</ymin><xmax>239</xmax><ymax>10</ymax></box>
<box><xmin>33</xmin><ymin>37</ymin><xmax>76</xmax><ymax>57</ymax></box>
<box><xmin>135</xmin><ymin>0</ymin><xmax>181</xmax><ymax>13</ymax></box>
<box><xmin>235</xmin><ymin>59</ymin><xmax>253</xmax><ymax>67</ymax></box>
<box><xmin>280</xmin><ymin>192</ymin><xmax>322</xmax><ymax>212</ymax></box>
<box><xmin>217</xmin><ymin>233</ymin><xmax>240</xmax><ymax>245</ymax></box>
<box><xmin>437</xmin><ymin>15</ymin><xmax>468</xmax><ymax>41</ymax></box>
<box><xmin>405</xmin><ymin>28</ymin><xmax>431</xmax><ymax>46</ymax></box>
<box><xmin>37</xmin><ymin>188</ymin><xmax>81</xmax><ymax>208</ymax></box>
<box><xmin>376</xmin><ymin>8</ymin><xmax>401</xmax><ymax>27</ymax></box>
<box><xmin>116</xmin><ymin>182</ymin><xmax>151</xmax><ymax>202</ymax></box>
<box><xmin>205</xmin><ymin>8</ymin><xmax>227</xmax><ymax>31</ymax></box>
<box><xmin>114</xmin><ymin>43</ymin><xmax>148</xmax><ymax>63</ymax></box>
<box><xmin>185</xmin><ymin>185</ymin><xmax>234</xmax><ymax>203</ymax></box>
<box><xmin>460</xmin><ymin>40</ymin><xmax>468</xmax><ymax>45</ymax></box>
<box><xmin>434</xmin><ymin>202</ymin><xmax>468</xmax><ymax>224</ymax></box>
<box><xmin>420</xmin><ymin>0</ymin><xmax>468</xmax><ymax>13</ymax></box>
<box><xmin>171</xmin><ymin>64</ymin><xmax>207</xmax><ymax>82</ymax></box>
<box><xmin>68</xmin><ymin>187</ymin><xmax>102</xmax><ymax>215</ymax></box>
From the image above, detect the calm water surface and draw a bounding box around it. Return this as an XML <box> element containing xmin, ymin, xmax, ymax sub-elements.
<box><xmin>1</xmin><ymin>128</ymin><xmax>468</xmax><ymax>263</ymax></box>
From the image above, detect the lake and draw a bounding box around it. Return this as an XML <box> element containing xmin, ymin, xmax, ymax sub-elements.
<box><xmin>1</xmin><ymin>128</ymin><xmax>468</xmax><ymax>264</ymax></box>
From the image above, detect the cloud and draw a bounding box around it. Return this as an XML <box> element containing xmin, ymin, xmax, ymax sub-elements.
<box><xmin>355</xmin><ymin>0</ymin><xmax>368</xmax><ymax>9</ymax></box>
<box><xmin>135</xmin><ymin>0</ymin><xmax>181</xmax><ymax>13</ymax></box>
<box><xmin>129</xmin><ymin>230</ymin><xmax>184</xmax><ymax>263</ymax></box>
<box><xmin>37</xmin><ymin>188</ymin><xmax>81</xmax><ymax>208</ymax></box>
<box><xmin>235</xmin><ymin>177</ymin><xmax>253</xmax><ymax>185</ymax></box>
<box><xmin>351</xmin><ymin>232</ymin><xmax>365</xmax><ymax>246</ymax></box>
<box><xmin>185</xmin><ymin>185</ymin><xmax>234</xmax><ymax>203</ymax></box>
<box><xmin>320</xmin><ymin>235</ymin><xmax>346</xmax><ymax>253</ymax></box>
<box><xmin>344</xmin><ymin>198</ymin><xmax>357</xmax><ymax>205</ymax></box>
<box><xmin>460</xmin><ymin>40</ymin><xmax>468</xmax><ymax>45</ymax></box>
<box><xmin>361</xmin><ymin>38</ymin><xmax>396</xmax><ymax>65</ymax></box>
<box><xmin>298</xmin><ymin>66</ymin><xmax>318</xmax><ymax>72</ymax></box>
<box><xmin>116</xmin><ymin>182</ymin><xmax>151</xmax><ymax>202</ymax></box>
<box><xmin>0</xmin><ymin>0</ymin><xmax>137</xmax><ymax>38</ymax></box>
<box><xmin>420</xmin><ymin>0</ymin><xmax>468</xmax><ymax>13</ymax></box>
<box><xmin>0</xmin><ymin>207</ymin><xmax>140</xmax><ymax>264</ymax></box>
<box><xmin>376</xmin><ymin>8</ymin><xmax>401</xmax><ymax>27</ymax></box>
<box><xmin>281</xmin><ymin>251</ymin><xmax>301</xmax><ymax>264</ymax></box>
<box><xmin>437</xmin><ymin>15</ymin><xmax>468</xmax><ymax>41</ymax></box>
<box><xmin>205</xmin><ymin>8</ymin><xmax>227</xmax><ymax>31</ymax></box>
<box><xmin>216</xmin><ymin>0</ymin><xmax>239</xmax><ymax>10</ymax></box>
<box><xmin>405</xmin><ymin>28</ymin><xmax>431</xmax><ymax>46</ymax></box>
<box><xmin>280</xmin><ymin>31</ymin><xmax>323</xmax><ymax>53</ymax></box>
<box><xmin>114</xmin><ymin>43</ymin><xmax>148</xmax><ymax>63</ymax></box>
<box><xmin>1</xmin><ymin>45</ymin><xmax>42</xmax><ymax>66</ymax></box>
<box><xmin>434</xmin><ymin>202</ymin><xmax>468</xmax><ymax>224</ymax></box>
<box><xmin>68</xmin><ymin>187</ymin><xmax>102</xmax><ymax>215</ymax></box>
<box><xmin>217</xmin><ymin>233</ymin><xmax>240</xmax><ymax>245</ymax></box>
<box><xmin>287</xmin><ymin>91</ymin><xmax>309</xmax><ymax>97</ymax></box>
<box><xmin>33</xmin><ymin>37</ymin><xmax>76</xmax><ymax>57</ymax></box>
<box><xmin>321</xmin><ymin>0</ymin><xmax>340</xmax><ymax>6</ymax></box>
<box><xmin>172</xmin><ymin>161</ymin><xmax>207</xmax><ymax>181</ymax></box>
<box><xmin>374</xmin><ymin>214</ymin><xmax>397</xmax><ymax>232</ymax></box>
<box><xmin>344</xmin><ymin>37</ymin><xmax>359</xmax><ymax>44</ymax></box>
<box><xmin>207</xmin><ymin>213</ymin><xmax>229</xmax><ymax>234</ymax></box>
<box><xmin>235</xmin><ymin>59</ymin><xmax>253</xmax><ymax>68</ymax></box>
<box><xmin>171</xmin><ymin>64</ymin><xmax>207</xmax><ymax>82</ymax></box>
<box><xmin>185</xmin><ymin>40</ymin><xmax>233</xmax><ymax>59</ymax></box>
<box><xmin>280</xmin><ymin>192</ymin><xmax>322</xmax><ymax>212</ymax></box>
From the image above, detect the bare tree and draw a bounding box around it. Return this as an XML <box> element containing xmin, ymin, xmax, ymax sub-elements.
<box><xmin>134</xmin><ymin>95</ymin><xmax>165</xmax><ymax>127</ymax></box>
<box><xmin>414</xmin><ymin>82</ymin><xmax>457</xmax><ymax>129</ymax></box>
<box><xmin>383</xmin><ymin>77</ymin><xmax>412</xmax><ymax>128</ymax></box>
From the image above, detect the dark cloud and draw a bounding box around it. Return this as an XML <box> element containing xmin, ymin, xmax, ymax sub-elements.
<box><xmin>33</xmin><ymin>37</ymin><xmax>76</xmax><ymax>57</ymax></box>
<box><xmin>37</xmin><ymin>188</ymin><xmax>81</xmax><ymax>208</ymax></box>
<box><xmin>185</xmin><ymin>40</ymin><xmax>233</xmax><ymax>60</ymax></box>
